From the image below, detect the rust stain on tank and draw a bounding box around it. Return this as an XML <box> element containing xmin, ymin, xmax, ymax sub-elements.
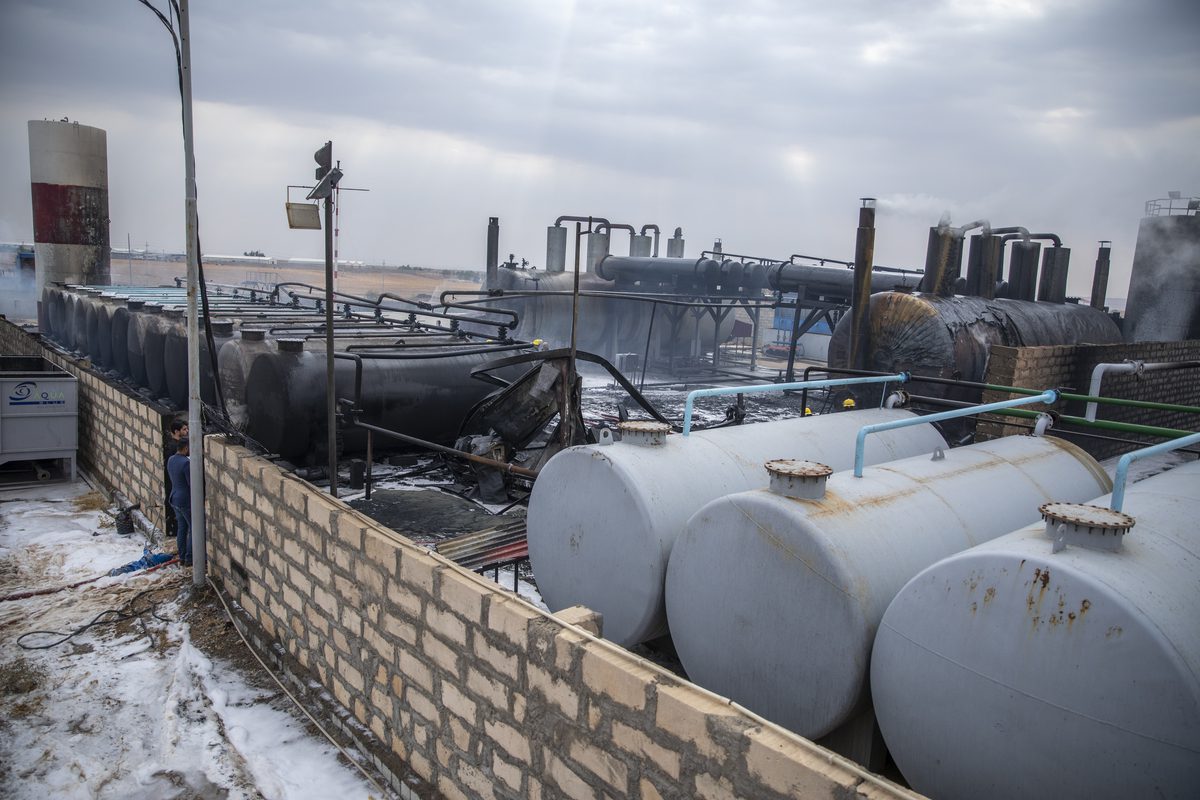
<box><xmin>983</xmin><ymin>587</ymin><xmax>996</xmax><ymax>604</ymax></box>
<box><xmin>1018</xmin><ymin>559</ymin><xmax>1026</xmax><ymax>571</ymax></box>
<box><xmin>1080</xmin><ymin>599</ymin><xmax>1091</xmax><ymax>615</ymax></box>
<box><xmin>969</xmin><ymin>601</ymin><xmax>978</xmax><ymax>616</ymax></box>
<box><xmin>1106</xmin><ymin>625</ymin><xmax>1123</xmax><ymax>638</ymax></box>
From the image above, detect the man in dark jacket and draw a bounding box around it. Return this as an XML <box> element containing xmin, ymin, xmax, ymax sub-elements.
<box><xmin>167</xmin><ymin>437</ymin><xmax>192</xmax><ymax>566</ymax></box>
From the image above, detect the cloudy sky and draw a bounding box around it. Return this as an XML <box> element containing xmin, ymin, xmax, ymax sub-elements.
<box><xmin>1</xmin><ymin>0</ymin><xmax>1197</xmax><ymax>298</ymax></box>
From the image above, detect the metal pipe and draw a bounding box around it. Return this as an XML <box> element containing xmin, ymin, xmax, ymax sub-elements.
<box><xmin>853</xmin><ymin>390</ymin><xmax>1059</xmax><ymax>477</ymax></box>
<box><xmin>1111</xmin><ymin>432</ymin><xmax>1200</xmax><ymax>511</ymax></box>
<box><xmin>555</xmin><ymin>215</ymin><xmax>610</xmax><ymax>229</ymax></box>
<box><xmin>989</xmin><ymin>226</ymin><xmax>1031</xmax><ymax>245</ymax></box>
<box><xmin>354</xmin><ymin>420</ymin><xmax>539</xmax><ymax>479</ymax></box>
<box><xmin>1085</xmin><ymin>360</ymin><xmax>1200</xmax><ymax>421</ymax></box>
<box><xmin>180</xmin><ymin>0</ymin><xmax>205</xmax><ymax>587</ymax></box>
<box><xmin>640</xmin><ymin>224</ymin><xmax>660</xmax><ymax>257</ymax></box>
<box><xmin>324</xmin><ymin>169</ymin><xmax>337</xmax><ymax>497</ymax></box>
<box><xmin>682</xmin><ymin>372</ymin><xmax>909</xmax><ymax>436</ymax></box>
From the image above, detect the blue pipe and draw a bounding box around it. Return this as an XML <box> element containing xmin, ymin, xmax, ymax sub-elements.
<box><xmin>853</xmin><ymin>389</ymin><xmax>1059</xmax><ymax>477</ymax></box>
<box><xmin>681</xmin><ymin>373</ymin><xmax>908</xmax><ymax>436</ymax></box>
<box><xmin>1110</xmin><ymin>431</ymin><xmax>1200</xmax><ymax>511</ymax></box>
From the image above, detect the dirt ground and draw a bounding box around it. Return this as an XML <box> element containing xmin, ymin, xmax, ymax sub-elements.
<box><xmin>109</xmin><ymin>259</ymin><xmax>481</xmax><ymax>302</ymax></box>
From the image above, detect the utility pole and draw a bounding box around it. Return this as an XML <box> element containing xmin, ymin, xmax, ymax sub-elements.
<box><xmin>179</xmin><ymin>0</ymin><xmax>205</xmax><ymax>587</ymax></box>
<box><xmin>309</xmin><ymin>142</ymin><xmax>343</xmax><ymax>496</ymax></box>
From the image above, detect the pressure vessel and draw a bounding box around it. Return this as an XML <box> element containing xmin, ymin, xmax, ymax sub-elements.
<box><xmin>871</xmin><ymin>459</ymin><xmax>1200</xmax><ymax>800</ymax></box>
<box><xmin>141</xmin><ymin>304</ymin><xmax>172</xmax><ymax>397</ymax></box>
<box><xmin>93</xmin><ymin>295</ymin><xmax>120</xmax><ymax>369</ymax></box>
<box><xmin>664</xmin><ymin>434</ymin><xmax>1112</xmax><ymax>740</ymax></box>
<box><xmin>164</xmin><ymin>317</ymin><xmax>236</xmax><ymax>408</ymax></box>
<box><xmin>217</xmin><ymin>329</ymin><xmax>274</xmax><ymax>429</ymax></box>
<box><xmin>125</xmin><ymin>302</ymin><xmax>162</xmax><ymax>388</ymax></box>
<box><xmin>827</xmin><ymin>293</ymin><xmax>1122</xmax><ymax>396</ymax></box>
<box><xmin>109</xmin><ymin>299</ymin><xmax>140</xmax><ymax>379</ymax></box>
<box><xmin>526</xmin><ymin>408</ymin><xmax>949</xmax><ymax>646</ymax></box>
<box><xmin>243</xmin><ymin>341</ymin><xmax>525</xmax><ymax>461</ymax></box>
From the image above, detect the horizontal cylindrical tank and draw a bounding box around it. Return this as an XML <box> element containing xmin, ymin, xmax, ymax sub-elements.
<box><xmin>217</xmin><ymin>329</ymin><xmax>275</xmax><ymax>429</ymax></box>
<box><xmin>769</xmin><ymin>263</ymin><xmax>922</xmax><ymax>298</ymax></box>
<box><xmin>526</xmin><ymin>408</ymin><xmax>949</xmax><ymax>646</ymax></box>
<box><xmin>164</xmin><ymin>317</ymin><xmax>236</xmax><ymax>408</ymax></box>
<box><xmin>664</xmin><ymin>435</ymin><xmax>1111</xmax><ymax>740</ymax></box>
<box><xmin>871</xmin><ymin>459</ymin><xmax>1200</xmax><ymax>800</ymax></box>
<box><xmin>827</xmin><ymin>292</ymin><xmax>1122</xmax><ymax>395</ymax></box>
<box><xmin>141</xmin><ymin>304</ymin><xmax>172</xmax><ymax>397</ymax></box>
<box><xmin>244</xmin><ymin>344</ymin><xmax>522</xmax><ymax>461</ymax></box>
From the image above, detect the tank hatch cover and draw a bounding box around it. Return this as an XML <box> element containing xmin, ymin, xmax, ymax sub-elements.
<box><xmin>1040</xmin><ymin>502</ymin><xmax>1135</xmax><ymax>553</ymax></box>
<box><xmin>617</xmin><ymin>420</ymin><xmax>670</xmax><ymax>446</ymax></box>
<box><xmin>765</xmin><ymin>459</ymin><xmax>833</xmax><ymax>500</ymax></box>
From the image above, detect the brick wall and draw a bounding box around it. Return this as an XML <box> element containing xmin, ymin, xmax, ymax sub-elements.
<box><xmin>204</xmin><ymin>436</ymin><xmax>919</xmax><ymax>800</ymax></box>
<box><xmin>978</xmin><ymin>340</ymin><xmax>1200</xmax><ymax>458</ymax></box>
<box><xmin>1</xmin><ymin>317</ymin><xmax>173</xmax><ymax>534</ymax></box>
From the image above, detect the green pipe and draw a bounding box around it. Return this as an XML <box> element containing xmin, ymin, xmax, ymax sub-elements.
<box><xmin>986</xmin><ymin>408</ymin><xmax>1196</xmax><ymax>439</ymax></box>
<box><xmin>976</xmin><ymin>383</ymin><xmax>1200</xmax><ymax>417</ymax></box>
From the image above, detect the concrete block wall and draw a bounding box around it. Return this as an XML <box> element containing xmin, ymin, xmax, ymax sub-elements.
<box><xmin>978</xmin><ymin>340</ymin><xmax>1200</xmax><ymax>458</ymax></box>
<box><xmin>1</xmin><ymin>317</ymin><xmax>172</xmax><ymax>532</ymax></box>
<box><xmin>204</xmin><ymin>436</ymin><xmax>919</xmax><ymax>800</ymax></box>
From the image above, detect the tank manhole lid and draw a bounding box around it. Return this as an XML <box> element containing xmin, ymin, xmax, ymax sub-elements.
<box><xmin>241</xmin><ymin>329</ymin><xmax>266</xmax><ymax>341</ymax></box>
<box><xmin>766</xmin><ymin>459</ymin><xmax>832</xmax><ymax>500</ymax></box>
<box><xmin>765</xmin><ymin>459</ymin><xmax>834</xmax><ymax>479</ymax></box>
<box><xmin>277</xmin><ymin>338</ymin><xmax>306</xmax><ymax>353</ymax></box>
<box><xmin>1041</xmin><ymin>502</ymin><xmax>1134</xmax><ymax>553</ymax></box>
<box><xmin>1040</xmin><ymin>502</ymin><xmax>1135</xmax><ymax>531</ymax></box>
<box><xmin>617</xmin><ymin>420</ymin><xmax>670</xmax><ymax>446</ymax></box>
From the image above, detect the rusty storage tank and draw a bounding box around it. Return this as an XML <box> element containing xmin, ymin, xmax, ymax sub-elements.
<box><xmin>28</xmin><ymin>120</ymin><xmax>110</xmax><ymax>331</ymax></box>
<box><xmin>163</xmin><ymin>316</ymin><xmax>237</xmax><ymax>408</ymax></box>
<box><xmin>82</xmin><ymin>290</ymin><xmax>107</xmax><ymax>364</ymax></box>
<box><xmin>663</xmin><ymin>435</ymin><xmax>1111</xmax><ymax>741</ymax></box>
<box><xmin>1123</xmin><ymin>207</ymin><xmax>1200</xmax><ymax>342</ymax></box>
<box><xmin>109</xmin><ymin>299</ymin><xmax>142</xmax><ymax>379</ymax></box>
<box><xmin>93</xmin><ymin>295</ymin><xmax>122</xmax><ymax>369</ymax></box>
<box><xmin>827</xmin><ymin>293</ymin><xmax>1122</xmax><ymax>395</ymax></box>
<box><xmin>217</xmin><ymin>329</ymin><xmax>276</xmax><ymax>430</ymax></box>
<box><xmin>243</xmin><ymin>340</ymin><xmax>527</xmax><ymax>461</ymax></box>
<box><xmin>871</xmin><ymin>458</ymin><xmax>1200</xmax><ymax>800</ymax></box>
<box><xmin>125</xmin><ymin>302</ymin><xmax>165</xmax><ymax>388</ymax></box>
<box><xmin>526</xmin><ymin>409</ymin><xmax>949</xmax><ymax>647</ymax></box>
<box><xmin>141</xmin><ymin>304</ymin><xmax>173</xmax><ymax>397</ymax></box>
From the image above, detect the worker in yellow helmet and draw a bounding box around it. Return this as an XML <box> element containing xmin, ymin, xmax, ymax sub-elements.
<box><xmin>842</xmin><ymin>397</ymin><xmax>856</xmax><ymax>410</ymax></box>
<box><xmin>804</xmin><ymin>407</ymin><xmax>813</xmax><ymax>416</ymax></box>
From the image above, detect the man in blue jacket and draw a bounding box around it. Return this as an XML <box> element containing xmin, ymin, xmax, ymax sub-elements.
<box><xmin>167</xmin><ymin>437</ymin><xmax>192</xmax><ymax>566</ymax></box>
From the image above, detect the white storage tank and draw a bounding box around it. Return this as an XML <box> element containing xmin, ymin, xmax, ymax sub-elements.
<box><xmin>526</xmin><ymin>408</ymin><xmax>949</xmax><ymax>646</ymax></box>
<box><xmin>664</xmin><ymin>434</ymin><xmax>1112</xmax><ymax>741</ymax></box>
<box><xmin>871</xmin><ymin>458</ymin><xmax>1200</xmax><ymax>800</ymax></box>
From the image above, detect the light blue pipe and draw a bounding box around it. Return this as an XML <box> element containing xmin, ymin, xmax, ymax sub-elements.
<box><xmin>853</xmin><ymin>389</ymin><xmax>1059</xmax><ymax>477</ymax></box>
<box><xmin>1110</xmin><ymin>431</ymin><xmax>1200</xmax><ymax>511</ymax></box>
<box><xmin>681</xmin><ymin>373</ymin><xmax>909</xmax><ymax>436</ymax></box>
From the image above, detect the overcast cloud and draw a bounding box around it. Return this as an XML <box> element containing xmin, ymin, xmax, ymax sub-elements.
<box><xmin>1</xmin><ymin>0</ymin><xmax>1198</xmax><ymax>298</ymax></box>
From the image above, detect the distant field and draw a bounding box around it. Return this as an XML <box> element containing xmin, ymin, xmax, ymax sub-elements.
<box><xmin>108</xmin><ymin>258</ymin><xmax>483</xmax><ymax>302</ymax></box>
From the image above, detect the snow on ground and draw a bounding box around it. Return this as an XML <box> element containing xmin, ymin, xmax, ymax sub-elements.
<box><xmin>0</xmin><ymin>479</ymin><xmax>386</xmax><ymax>800</ymax></box>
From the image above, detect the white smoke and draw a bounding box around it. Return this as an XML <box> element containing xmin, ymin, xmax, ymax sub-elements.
<box><xmin>0</xmin><ymin>250</ymin><xmax>38</xmax><ymax>322</ymax></box>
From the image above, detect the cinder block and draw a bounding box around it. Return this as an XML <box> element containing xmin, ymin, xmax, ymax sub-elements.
<box><xmin>543</xmin><ymin>749</ymin><xmax>597</xmax><ymax>800</ymax></box>
<box><xmin>484</xmin><ymin>718</ymin><xmax>531</xmax><ymax>764</ymax></box>
<box><xmin>611</xmin><ymin>720</ymin><xmax>680</xmax><ymax>781</ymax></box>
<box><xmin>743</xmin><ymin>725</ymin><xmax>864</xmax><ymax>796</ymax></box>
<box><xmin>581</xmin><ymin>644</ymin><xmax>655</xmax><ymax>710</ymax></box>
<box><xmin>527</xmin><ymin>666</ymin><xmax>579</xmax><ymax>720</ymax></box>
<box><xmin>569</xmin><ymin>738</ymin><xmax>629</xmax><ymax>792</ymax></box>
<box><xmin>552</xmin><ymin>605</ymin><xmax>603</xmax><ymax>637</ymax></box>
<box><xmin>655</xmin><ymin>684</ymin><xmax>740</xmax><ymax>760</ymax></box>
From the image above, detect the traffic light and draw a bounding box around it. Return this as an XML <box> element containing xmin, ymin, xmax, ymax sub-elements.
<box><xmin>314</xmin><ymin>141</ymin><xmax>332</xmax><ymax>181</ymax></box>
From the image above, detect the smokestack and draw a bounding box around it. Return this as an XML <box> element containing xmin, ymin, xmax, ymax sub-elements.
<box><xmin>666</xmin><ymin>227</ymin><xmax>685</xmax><ymax>258</ymax></box>
<box><xmin>1038</xmin><ymin>246</ymin><xmax>1071</xmax><ymax>303</ymax></box>
<box><xmin>1090</xmin><ymin>240</ymin><xmax>1111</xmax><ymax>310</ymax></box>
<box><xmin>546</xmin><ymin>225</ymin><xmax>567</xmax><ymax>273</ymax></box>
<box><xmin>919</xmin><ymin>226</ymin><xmax>964</xmax><ymax>296</ymax></box>
<box><xmin>1008</xmin><ymin>240</ymin><xmax>1042</xmax><ymax>302</ymax></box>
<box><xmin>28</xmin><ymin>119</ymin><xmax>111</xmax><ymax>330</ymax></box>
<box><xmin>485</xmin><ymin>216</ymin><xmax>499</xmax><ymax>288</ymax></box>
<box><xmin>850</xmin><ymin>198</ymin><xmax>876</xmax><ymax>371</ymax></box>
<box><xmin>965</xmin><ymin>233</ymin><xmax>1003</xmax><ymax>299</ymax></box>
<box><xmin>585</xmin><ymin>228</ymin><xmax>610</xmax><ymax>273</ymax></box>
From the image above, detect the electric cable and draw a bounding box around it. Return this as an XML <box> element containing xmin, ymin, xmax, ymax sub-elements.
<box><xmin>16</xmin><ymin>582</ymin><xmax>177</xmax><ymax>650</ymax></box>
<box><xmin>208</xmin><ymin>580</ymin><xmax>393</xmax><ymax>798</ymax></box>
